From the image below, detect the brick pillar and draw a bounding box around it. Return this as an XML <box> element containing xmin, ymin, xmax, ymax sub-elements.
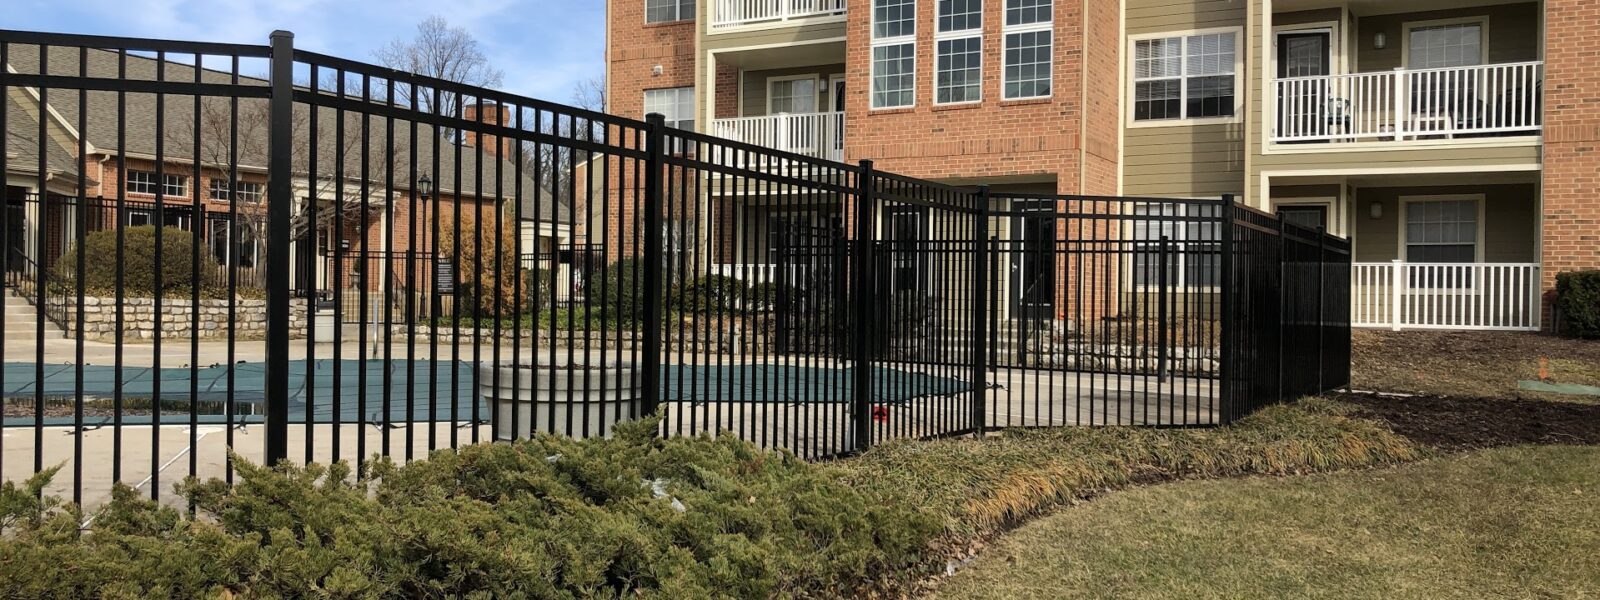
<box><xmin>1540</xmin><ymin>0</ymin><xmax>1600</xmax><ymax>329</ymax></box>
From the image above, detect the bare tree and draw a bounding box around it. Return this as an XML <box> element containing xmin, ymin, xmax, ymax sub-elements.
<box><xmin>571</xmin><ymin>76</ymin><xmax>606</xmax><ymax>113</ymax></box>
<box><xmin>374</xmin><ymin>16</ymin><xmax>504</xmax><ymax>117</ymax></box>
<box><xmin>184</xmin><ymin>95</ymin><xmax>397</xmax><ymax>245</ymax></box>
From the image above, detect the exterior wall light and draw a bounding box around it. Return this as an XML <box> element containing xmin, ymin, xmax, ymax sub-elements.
<box><xmin>1374</xmin><ymin>32</ymin><xmax>1386</xmax><ymax>49</ymax></box>
<box><xmin>1369</xmin><ymin>201</ymin><xmax>1384</xmax><ymax>220</ymax></box>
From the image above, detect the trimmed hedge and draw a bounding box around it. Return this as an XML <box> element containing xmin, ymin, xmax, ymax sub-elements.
<box><xmin>0</xmin><ymin>399</ymin><xmax>1428</xmax><ymax>598</ymax></box>
<box><xmin>52</xmin><ymin>226</ymin><xmax>223</xmax><ymax>297</ymax></box>
<box><xmin>1556</xmin><ymin>270</ymin><xmax>1600</xmax><ymax>338</ymax></box>
<box><xmin>0</xmin><ymin>419</ymin><xmax>939</xmax><ymax>598</ymax></box>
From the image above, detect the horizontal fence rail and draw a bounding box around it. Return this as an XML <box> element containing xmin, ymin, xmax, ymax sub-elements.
<box><xmin>711</xmin><ymin>0</ymin><xmax>848</xmax><ymax>29</ymax></box>
<box><xmin>1273</xmin><ymin>61</ymin><xmax>1543</xmax><ymax>143</ymax></box>
<box><xmin>0</xmin><ymin>28</ymin><xmax>1351</xmax><ymax>510</ymax></box>
<box><xmin>709</xmin><ymin>112</ymin><xmax>845</xmax><ymax>163</ymax></box>
<box><xmin>1352</xmin><ymin>261</ymin><xmax>1540</xmax><ymax>331</ymax></box>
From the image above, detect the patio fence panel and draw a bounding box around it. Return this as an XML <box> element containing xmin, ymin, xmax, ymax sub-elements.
<box><xmin>0</xmin><ymin>29</ymin><xmax>1351</xmax><ymax>509</ymax></box>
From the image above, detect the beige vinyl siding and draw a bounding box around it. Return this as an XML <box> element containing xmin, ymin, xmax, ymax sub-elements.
<box><xmin>1352</xmin><ymin>183</ymin><xmax>1537</xmax><ymax>262</ymax></box>
<box><xmin>1356</xmin><ymin>3</ymin><xmax>1540</xmax><ymax>72</ymax></box>
<box><xmin>1256</xmin><ymin>143</ymin><xmax>1540</xmax><ymax>171</ymax></box>
<box><xmin>701</xmin><ymin>21</ymin><xmax>847</xmax><ymax>52</ymax></box>
<box><xmin>1276</xmin><ymin>8</ymin><xmax>1342</xmax><ymax>29</ymax></box>
<box><xmin>739</xmin><ymin>64</ymin><xmax>846</xmax><ymax>116</ymax></box>
<box><xmin>1126</xmin><ymin>0</ymin><xmax>1244</xmax><ymax>35</ymax></box>
<box><xmin>1123</xmin><ymin>127</ymin><xmax>1246</xmax><ymax>197</ymax></box>
<box><xmin>1123</xmin><ymin>0</ymin><xmax>1248</xmax><ymax>198</ymax></box>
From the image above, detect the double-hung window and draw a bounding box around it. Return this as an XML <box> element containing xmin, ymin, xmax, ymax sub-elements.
<box><xmin>1002</xmin><ymin>0</ymin><xmax>1052</xmax><ymax>99</ymax></box>
<box><xmin>871</xmin><ymin>0</ymin><xmax>917</xmax><ymax>109</ymax></box>
<box><xmin>646</xmin><ymin>0</ymin><xmax>694</xmax><ymax>23</ymax></box>
<box><xmin>1406</xmin><ymin>22</ymin><xmax>1482</xmax><ymax>69</ymax></box>
<box><xmin>644</xmin><ymin>87</ymin><xmax>696</xmax><ymax>131</ymax></box>
<box><xmin>1131</xmin><ymin>202</ymin><xmax>1221</xmax><ymax>288</ymax></box>
<box><xmin>1404</xmin><ymin>198</ymin><xmax>1478</xmax><ymax>263</ymax></box>
<box><xmin>209</xmin><ymin>179</ymin><xmax>263</xmax><ymax>203</ymax></box>
<box><xmin>1133</xmin><ymin>30</ymin><xmax>1238</xmax><ymax>122</ymax></box>
<box><xmin>126</xmin><ymin>170</ymin><xmax>187</xmax><ymax>197</ymax></box>
<box><xmin>935</xmin><ymin>0</ymin><xmax>982</xmax><ymax>104</ymax></box>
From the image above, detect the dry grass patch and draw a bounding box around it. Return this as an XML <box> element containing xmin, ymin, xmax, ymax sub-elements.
<box><xmin>832</xmin><ymin>398</ymin><xmax>1422</xmax><ymax>540</ymax></box>
<box><xmin>930</xmin><ymin>445</ymin><xmax>1600</xmax><ymax>599</ymax></box>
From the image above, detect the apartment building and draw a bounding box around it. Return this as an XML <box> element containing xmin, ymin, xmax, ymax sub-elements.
<box><xmin>3</xmin><ymin>46</ymin><xmax>569</xmax><ymax>300</ymax></box>
<box><xmin>610</xmin><ymin>0</ymin><xmax>1595</xmax><ymax>332</ymax></box>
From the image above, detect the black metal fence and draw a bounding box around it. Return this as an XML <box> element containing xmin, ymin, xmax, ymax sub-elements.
<box><xmin>0</xmin><ymin>29</ymin><xmax>1350</xmax><ymax>508</ymax></box>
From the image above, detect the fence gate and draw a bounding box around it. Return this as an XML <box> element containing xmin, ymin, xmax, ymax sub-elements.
<box><xmin>0</xmin><ymin>29</ymin><xmax>1353</xmax><ymax>509</ymax></box>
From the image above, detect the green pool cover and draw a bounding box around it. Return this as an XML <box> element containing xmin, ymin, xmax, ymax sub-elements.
<box><xmin>1</xmin><ymin>361</ymin><xmax>971</xmax><ymax>427</ymax></box>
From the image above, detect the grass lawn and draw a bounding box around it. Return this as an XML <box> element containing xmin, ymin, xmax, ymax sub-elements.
<box><xmin>931</xmin><ymin>445</ymin><xmax>1600</xmax><ymax>600</ymax></box>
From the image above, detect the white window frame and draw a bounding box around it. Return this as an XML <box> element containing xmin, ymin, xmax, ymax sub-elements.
<box><xmin>1398</xmin><ymin>194</ymin><xmax>1487</xmax><ymax>293</ymax></box>
<box><xmin>1127</xmin><ymin>201</ymin><xmax>1223</xmax><ymax>292</ymax></box>
<box><xmin>645</xmin><ymin>0</ymin><xmax>695</xmax><ymax>24</ymax></box>
<box><xmin>126</xmin><ymin>170</ymin><xmax>187</xmax><ymax>197</ymax></box>
<box><xmin>871</xmin><ymin>0</ymin><xmax>917</xmax><ymax>110</ymax></box>
<box><xmin>1399</xmin><ymin>194</ymin><xmax>1486</xmax><ymax>263</ymax></box>
<box><xmin>643</xmin><ymin>86</ymin><xmax>696</xmax><ymax>130</ymax></box>
<box><xmin>934</xmin><ymin>0</ymin><xmax>984</xmax><ymax>105</ymax></box>
<box><xmin>1127</xmin><ymin>27</ymin><xmax>1244</xmax><ymax>127</ymax></box>
<box><xmin>766</xmin><ymin>74</ymin><xmax>821</xmax><ymax>115</ymax></box>
<box><xmin>1001</xmin><ymin>0</ymin><xmax>1053</xmax><ymax>100</ymax></box>
<box><xmin>209</xmin><ymin>179</ymin><xmax>263</xmax><ymax>203</ymax></box>
<box><xmin>1401</xmin><ymin>16</ymin><xmax>1489</xmax><ymax>70</ymax></box>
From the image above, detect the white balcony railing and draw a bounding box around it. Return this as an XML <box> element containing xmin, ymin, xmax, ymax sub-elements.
<box><xmin>1352</xmin><ymin>261</ymin><xmax>1541</xmax><ymax>331</ymax></box>
<box><xmin>1273</xmin><ymin>61</ymin><xmax>1543</xmax><ymax>143</ymax></box>
<box><xmin>711</xmin><ymin>0</ymin><xmax>847</xmax><ymax>30</ymax></box>
<box><xmin>709</xmin><ymin>112</ymin><xmax>845</xmax><ymax>162</ymax></box>
<box><xmin>711</xmin><ymin>264</ymin><xmax>816</xmax><ymax>289</ymax></box>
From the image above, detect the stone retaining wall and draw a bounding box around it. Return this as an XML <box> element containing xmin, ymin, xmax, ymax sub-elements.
<box><xmin>46</xmin><ymin>297</ymin><xmax>309</xmax><ymax>342</ymax></box>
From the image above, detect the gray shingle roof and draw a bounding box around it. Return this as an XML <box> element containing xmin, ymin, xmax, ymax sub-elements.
<box><xmin>3</xmin><ymin>44</ymin><xmax>566</xmax><ymax>222</ymax></box>
<box><xmin>4</xmin><ymin>87</ymin><xmax>85</xmax><ymax>185</ymax></box>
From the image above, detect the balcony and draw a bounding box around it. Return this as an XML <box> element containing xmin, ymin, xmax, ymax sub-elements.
<box><xmin>1272</xmin><ymin>62</ymin><xmax>1542</xmax><ymax>144</ymax></box>
<box><xmin>709</xmin><ymin>112</ymin><xmax>845</xmax><ymax>162</ymax></box>
<box><xmin>710</xmin><ymin>0</ymin><xmax>847</xmax><ymax>31</ymax></box>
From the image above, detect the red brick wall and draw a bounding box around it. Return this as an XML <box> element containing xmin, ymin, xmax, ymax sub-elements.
<box><xmin>842</xmin><ymin>0</ymin><xmax>1089</xmax><ymax>196</ymax></box>
<box><xmin>716</xmin><ymin>64</ymin><xmax>740</xmax><ymax>119</ymax></box>
<box><xmin>606</xmin><ymin>0</ymin><xmax>698</xmax><ymax>122</ymax></box>
<box><xmin>1541</xmin><ymin>0</ymin><xmax>1600</xmax><ymax>327</ymax></box>
<box><xmin>601</xmin><ymin>0</ymin><xmax>698</xmax><ymax>263</ymax></box>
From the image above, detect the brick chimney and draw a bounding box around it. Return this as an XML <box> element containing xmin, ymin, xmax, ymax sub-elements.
<box><xmin>462</xmin><ymin>102</ymin><xmax>514</xmax><ymax>158</ymax></box>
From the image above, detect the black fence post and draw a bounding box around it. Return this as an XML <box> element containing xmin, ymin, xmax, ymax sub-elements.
<box><xmin>641</xmin><ymin>114</ymin><xmax>666</xmax><ymax>418</ymax></box>
<box><xmin>1218</xmin><ymin>194</ymin><xmax>1234</xmax><ymax>423</ymax></box>
<box><xmin>972</xmin><ymin>185</ymin><xmax>990</xmax><ymax>436</ymax></box>
<box><xmin>1316</xmin><ymin>225</ymin><xmax>1326</xmax><ymax>394</ymax></box>
<box><xmin>1158</xmin><ymin>235</ymin><xmax>1170</xmax><ymax>382</ymax></box>
<box><xmin>1275</xmin><ymin>211</ymin><xmax>1288</xmax><ymax>405</ymax></box>
<box><xmin>852</xmin><ymin>160</ymin><xmax>876</xmax><ymax>452</ymax></box>
<box><xmin>264</xmin><ymin>30</ymin><xmax>294</xmax><ymax>466</ymax></box>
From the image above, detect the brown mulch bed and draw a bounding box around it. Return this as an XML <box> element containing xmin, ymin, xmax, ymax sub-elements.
<box><xmin>1336</xmin><ymin>391</ymin><xmax>1600</xmax><ymax>453</ymax></box>
<box><xmin>1352</xmin><ymin>329</ymin><xmax>1600</xmax><ymax>401</ymax></box>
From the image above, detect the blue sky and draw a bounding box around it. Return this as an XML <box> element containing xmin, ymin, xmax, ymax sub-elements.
<box><xmin>2</xmin><ymin>0</ymin><xmax>606</xmax><ymax>103</ymax></box>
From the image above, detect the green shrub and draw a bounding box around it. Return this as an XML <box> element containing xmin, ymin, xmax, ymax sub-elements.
<box><xmin>673</xmin><ymin>274</ymin><xmax>749</xmax><ymax>315</ymax></box>
<box><xmin>52</xmin><ymin>226</ymin><xmax>220</xmax><ymax>297</ymax></box>
<box><xmin>524</xmin><ymin>266</ymin><xmax>554</xmax><ymax>314</ymax></box>
<box><xmin>593</xmin><ymin>258</ymin><xmax>645</xmax><ymax>324</ymax></box>
<box><xmin>0</xmin><ymin>418</ymin><xmax>940</xmax><ymax>598</ymax></box>
<box><xmin>1556</xmin><ymin>270</ymin><xmax>1600</xmax><ymax>338</ymax></box>
<box><xmin>747</xmin><ymin>281</ymin><xmax>792</xmax><ymax>313</ymax></box>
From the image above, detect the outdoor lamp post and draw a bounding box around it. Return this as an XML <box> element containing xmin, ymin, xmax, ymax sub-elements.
<box><xmin>419</xmin><ymin>174</ymin><xmax>437</xmax><ymax>320</ymax></box>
